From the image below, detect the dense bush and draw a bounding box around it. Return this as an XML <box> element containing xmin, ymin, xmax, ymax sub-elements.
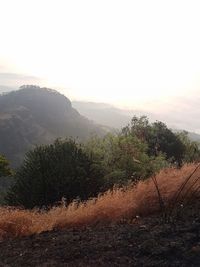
<box><xmin>6</xmin><ymin>139</ymin><xmax>104</xmax><ymax>208</ymax></box>
<box><xmin>84</xmin><ymin>133</ymin><xmax>168</xmax><ymax>188</ymax></box>
<box><xmin>5</xmin><ymin>116</ymin><xmax>200</xmax><ymax>209</ymax></box>
<box><xmin>84</xmin><ymin>116</ymin><xmax>200</xmax><ymax>188</ymax></box>
<box><xmin>176</xmin><ymin>130</ymin><xmax>200</xmax><ymax>163</ymax></box>
<box><xmin>0</xmin><ymin>154</ymin><xmax>12</xmax><ymax>177</ymax></box>
<box><xmin>122</xmin><ymin>116</ymin><xmax>186</xmax><ymax>166</ymax></box>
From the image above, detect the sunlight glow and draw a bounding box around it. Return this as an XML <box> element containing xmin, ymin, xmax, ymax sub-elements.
<box><xmin>0</xmin><ymin>0</ymin><xmax>200</xmax><ymax>107</ymax></box>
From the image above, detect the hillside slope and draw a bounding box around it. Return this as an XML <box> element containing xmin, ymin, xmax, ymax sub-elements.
<box><xmin>1</xmin><ymin>164</ymin><xmax>200</xmax><ymax>266</ymax></box>
<box><xmin>0</xmin><ymin>86</ymin><xmax>105</xmax><ymax>167</ymax></box>
<box><xmin>72</xmin><ymin>101</ymin><xmax>155</xmax><ymax>129</ymax></box>
<box><xmin>73</xmin><ymin>101</ymin><xmax>200</xmax><ymax>142</ymax></box>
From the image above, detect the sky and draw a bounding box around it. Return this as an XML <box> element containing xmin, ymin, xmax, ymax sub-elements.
<box><xmin>0</xmin><ymin>0</ymin><xmax>200</xmax><ymax>109</ymax></box>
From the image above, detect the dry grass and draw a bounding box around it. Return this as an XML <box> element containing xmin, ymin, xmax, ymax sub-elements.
<box><xmin>0</xmin><ymin>163</ymin><xmax>200</xmax><ymax>240</ymax></box>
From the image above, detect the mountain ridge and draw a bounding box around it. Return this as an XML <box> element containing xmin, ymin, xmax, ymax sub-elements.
<box><xmin>0</xmin><ymin>86</ymin><xmax>106</xmax><ymax>167</ymax></box>
<box><xmin>72</xmin><ymin>100</ymin><xmax>200</xmax><ymax>142</ymax></box>
<box><xmin>72</xmin><ymin>101</ymin><xmax>156</xmax><ymax>129</ymax></box>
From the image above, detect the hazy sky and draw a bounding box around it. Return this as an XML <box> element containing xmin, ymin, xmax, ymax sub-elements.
<box><xmin>0</xmin><ymin>0</ymin><xmax>200</xmax><ymax>108</ymax></box>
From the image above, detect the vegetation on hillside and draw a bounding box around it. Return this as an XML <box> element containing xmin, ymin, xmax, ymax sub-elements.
<box><xmin>122</xmin><ymin>116</ymin><xmax>186</xmax><ymax>166</ymax></box>
<box><xmin>0</xmin><ymin>154</ymin><xmax>12</xmax><ymax>205</ymax></box>
<box><xmin>0</xmin><ymin>85</ymin><xmax>105</xmax><ymax>167</ymax></box>
<box><xmin>3</xmin><ymin>114</ymin><xmax>200</xmax><ymax>208</ymax></box>
<box><xmin>6</xmin><ymin>139</ymin><xmax>103</xmax><ymax>208</ymax></box>
<box><xmin>1</xmin><ymin>163</ymin><xmax>200</xmax><ymax>240</ymax></box>
<box><xmin>1</xmin><ymin>87</ymin><xmax>200</xmax><ymax>244</ymax></box>
<box><xmin>0</xmin><ymin>154</ymin><xmax>12</xmax><ymax>177</ymax></box>
<box><xmin>84</xmin><ymin>133</ymin><xmax>167</xmax><ymax>187</ymax></box>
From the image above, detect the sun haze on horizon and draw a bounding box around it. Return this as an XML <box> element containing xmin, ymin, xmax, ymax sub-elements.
<box><xmin>0</xmin><ymin>0</ymin><xmax>200</xmax><ymax>108</ymax></box>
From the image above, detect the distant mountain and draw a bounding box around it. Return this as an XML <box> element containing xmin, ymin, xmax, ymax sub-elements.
<box><xmin>0</xmin><ymin>86</ymin><xmax>106</xmax><ymax>167</ymax></box>
<box><xmin>0</xmin><ymin>85</ymin><xmax>15</xmax><ymax>94</ymax></box>
<box><xmin>1</xmin><ymin>87</ymin><xmax>200</xmax><ymax>167</ymax></box>
<box><xmin>187</xmin><ymin>132</ymin><xmax>200</xmax><ymax>142</ymax></box>
<box><xmin>72</xmin><ymin>101</ymin><xmax>155</xmax><ymax>129</ymax></box>
<box><xmin>73</xmin><ymin>101</ymin><xmax>200</xmax><ymax>143</ymax></box>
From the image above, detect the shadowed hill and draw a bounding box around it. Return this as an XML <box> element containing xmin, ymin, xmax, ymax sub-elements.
<box><xmin>0</xmin><ymin>85</ymin><xmax>105</xmax><ymax>167</ymax></box>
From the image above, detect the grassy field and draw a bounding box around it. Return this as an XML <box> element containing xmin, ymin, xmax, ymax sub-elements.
<box><xmin>0</xmin><ymin>163</ymin><xmax>200</xmax><ymax>240</ymax></box>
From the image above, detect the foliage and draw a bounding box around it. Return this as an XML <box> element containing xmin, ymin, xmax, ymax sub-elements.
<box><xmin>0</xmin><ymin>155</ymin><xmax>12</xmax><ymax>205</ymax></box>
<box><xmin>84</xmin><ymin>133</ymin><xmax>168</xmax><ymax>188</ymax></box>
<box><xmin>84</xmin><ymin>116</ymin><xmax>198</xmax><ymax>188</ymax></box>
<box><xmin>4</xmin><ymin>114</ymin><xmax>200</xmax><ymax>209</ymax></box>
<box><xmin>176</xmin><ymin>131</ymin><xmax>200</xmax><ymax>163</ymax></box>
<box><xmin>0</xmin><ymin>154</ymin><xmax>12</xmax><ymax>177</ymax></box>
<box><xmin>122</xmin><ymin>116</ymin><xmax>186</xmax><ymax>166</ymax></box>
<box><xmin>1</xmin><ymin>164</ymin><xmax>200</xmax><ymax>240</ymax></box>
<box><xmin>0</xmin><ymin>177</ymin><xmax>14</xmax><ymax>205</ymax></box>
<box><xmin>0</xmin><ymin>86</ymin><xmax>105</xmax><ymax>167</ymax></box>
<box><xmin>6</xmin><ymin>139</ymin><xmax>104</xmax><ymax>208</ymax></box>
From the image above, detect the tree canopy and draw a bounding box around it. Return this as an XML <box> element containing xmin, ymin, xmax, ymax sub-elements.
<box><xmin>122</xmin><ymin>116</ymin><xmax>186</xmax><ymax>166</ymax></box>
<box><xmin>5</xmin><ymin>116</ymin><xmax>200</xmax><ymax>209</ymax></box>
<box><xmin>84</xmin><ymin>132</ymin><xmax>168</xmax><ymax>188</ymax></box>
<box><xmin>6</xmin><ymin>139</ymin><xmax>104</xmax><ymax>208</ymax></box>
<box><xmin>0</xmin><ymin>154</ymin><xmax>12</xmax><ymax>177</ymax></box>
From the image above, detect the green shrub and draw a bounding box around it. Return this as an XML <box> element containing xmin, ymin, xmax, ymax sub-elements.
<box><xmin>0</xmin><ymin>154</ymin><xmax>12</xmax><ymax>177</ymax></box>
<box><xmin>6</xmin><ymin>139</ymin><xmax>104</xmax><ymax>208</ymax></box>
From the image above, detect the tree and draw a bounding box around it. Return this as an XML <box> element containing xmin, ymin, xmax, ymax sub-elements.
<box><xmin>6</xmin><ymin>139</ymin><xmax>104</xmax><ymax>208</ymax></box>
<box><xmin>0</xmin><ymin>154</ymin><xmax>12</xmax><ymax>177</ymax></box>
<box><xmin>122</xmin><ymin>116</ymin><xmax>150</xmax><ymax>141</ymax></box>
<box><xmin>123</xmin><ymin>116</ymin><xmax>186</xmax><ymax>166</ymax></box>
<box><xmin>148</xmin><ymin>121</ymin><xmax>186</xmax><ymax>166</ymax></box>
<box><xmin>84</xmin><ymin>133</ymin><xmax>168</xmax><ymax>188</ymax></box>
<box><xmin>176</xmin><ymin>131</ymin><xmax>200</xmax><ymax>163</ymax></box>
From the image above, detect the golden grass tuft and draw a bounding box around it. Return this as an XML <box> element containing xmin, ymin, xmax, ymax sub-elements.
<box><xmin>0</xmin><ymin>163</ymin><xmax>200</xmax><ymax>240</ymax></box>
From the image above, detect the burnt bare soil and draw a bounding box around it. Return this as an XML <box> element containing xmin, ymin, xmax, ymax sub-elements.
<box><xmin>0</xmin><ymin>212</ymin><xmax>200</xmax><ymax>267</ymax></box>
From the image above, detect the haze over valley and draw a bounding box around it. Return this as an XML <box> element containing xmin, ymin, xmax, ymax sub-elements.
<box><xmin>1</xmin><ymin>84</ymin><xmax>200</xmax><ymax>135</ymax></box>
<box><xmin>1</xmin><ymin>1</ymin><xmax>200</xmax><ymax>266</ymax></box>
<box><xmin>1</xmin><ymin>0</ymin><xmax>200</xmax><ymax>136</ymax></box>
<box><xmin>0</xmin><ymin>86</ymin><xmax>106</xmax><ymax>167</ymax></box>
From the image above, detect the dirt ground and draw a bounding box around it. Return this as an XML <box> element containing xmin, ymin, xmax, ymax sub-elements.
<box><xmin>0</xmin><ymin>212</ymin><xmax>200</xmax><ymax>267</ymax></box>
